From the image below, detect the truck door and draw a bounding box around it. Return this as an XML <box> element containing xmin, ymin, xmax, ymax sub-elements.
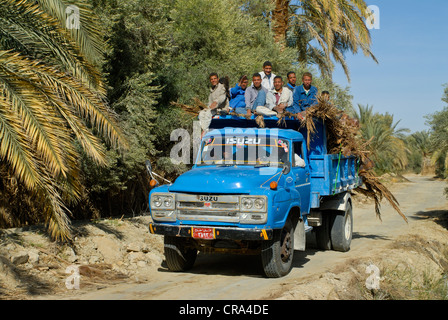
<box><xmin>292</xmin><ymin>141</ymin><xmax>311</xmax><ymax>214</ymax></box>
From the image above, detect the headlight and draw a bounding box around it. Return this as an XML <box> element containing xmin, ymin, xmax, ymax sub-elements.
<box><xmin>242</xmin><ymin>198</ymin><xmax>253</xmax><ymax>210</ymax></box>
<box><xmin>254</xmin><ymin>198</ymin><xmax>265</xmax><ymax>210</ymax></box>
<box><xmin>163</xmin><ymin>197</ymin><xmax>173</xmax><ymax>208</ymax></box>
<box><xmin>151</xmin><ymin>194</ymin><xmax>175</xmax><ymax>210</ymax></box>
<box><xmin>153</xmin><ymin>196</ymin><xmax>162</xmax><ymax>207</ymax></box>
<box><xmin>150</xmin><ymin>193</ymin><xmax>176</xmax><ymax>221</ymax></box>
<box><xmin>240</xmin><ymin>196</ymin><xmax>268</xmax><ymax>224</ymax></box>
<box><xmin>240</xmin><ymin>196</ymin><xmax>267</xmax><ymax>212</ymax></box>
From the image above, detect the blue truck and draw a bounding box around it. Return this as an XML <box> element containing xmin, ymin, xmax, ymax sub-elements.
<box><xmin>147</xmin><ymin>115</ymin><xmax>362</xmax><ymax>278</ymax></box>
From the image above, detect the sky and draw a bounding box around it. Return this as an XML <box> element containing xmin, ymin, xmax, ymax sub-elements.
<box><xmin>332</xmin><ymin>0</ymin><xmax>448</xmax><ymax>133</ymax></box>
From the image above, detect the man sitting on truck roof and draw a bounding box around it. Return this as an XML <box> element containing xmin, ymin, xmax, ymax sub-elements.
<box><xmin>229</xmin><ymin>75</ymin><xmax>249</xmax><ymax>114</ymax></box>
<box><xmin>198</xmin><ymin>72</ymin><xmax>230</xmax><ymax>131</ymax></box>
<box><xmin>285</xmin><ymin>71</ymin><xmax>297</xmax><ymax>92</ymax></box>
<box><xmin>245</xmin><ymin>73</ymin><xmax>276</xmax><ymax>117</ymax></box>
<box><xmin>291</xmin><ymin>72</ymin><xmax>318</xmax><ymax>117</ymax></box>
<box><xmin>266</xmin><ymin>76</ymin><xmax>292</xmax><ymax>115</ymax></box>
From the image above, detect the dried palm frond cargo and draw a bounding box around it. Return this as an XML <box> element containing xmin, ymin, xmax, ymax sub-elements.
<box><xmin>255</xmin><ymin>115</ymin><xmax>266</xmax><ymax>128</ymax></box>
<box><xmin>301</xmin><ymin>97</ymin><xmax>407</xmax><ymax>223</ymax></box>
<box><xmin>171</xmin><ymin>97</ymin><xmax>208</xmax><ymax>117</ymax></box>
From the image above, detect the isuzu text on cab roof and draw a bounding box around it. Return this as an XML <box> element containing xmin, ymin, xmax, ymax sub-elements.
<box><xmin>147</xmin><ymin>115</ymin><xmax>362</xmax><ymax>277</ymax></box>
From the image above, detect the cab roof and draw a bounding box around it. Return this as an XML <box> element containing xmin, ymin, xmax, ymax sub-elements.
<box><xmin>204</xmin><ymin>127</ymin><xmax>305</xmax><ymax>141</ymax></box>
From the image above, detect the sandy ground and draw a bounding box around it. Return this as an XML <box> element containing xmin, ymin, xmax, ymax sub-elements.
<box><xmin>1</xmin><ymin>174</ymin><xmax>447</xmax><ymax>300</ymax></box>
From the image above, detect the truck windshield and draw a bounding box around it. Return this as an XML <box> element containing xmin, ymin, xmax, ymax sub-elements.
<box><xmin>197</xmin><ymin>136</ymin><xmax>289</xmax><ymax>167</ymax></box>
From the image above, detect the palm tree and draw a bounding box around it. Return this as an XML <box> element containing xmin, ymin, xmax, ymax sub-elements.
<box><xmin>426</xmin><ymin>105</ymin><xmax>448</xmax><ymax>177</ymax></box>
<box><xmin>0</xmin><ymin>0</ymin><xmax>126</xmax><ymax>240</ymax></box>
<box><xmin>272</xmin><ymin>0</ymin><xmax>377</xmax><ymax>81</ymax></box>
<box><xmin>272</xmin><ymin>0</ymin><xmax>290</xmax><ymax>45</ymax></box>
<box><xmin>407</xmin><ymin>131</ymin><xmax>432</xmax><ymax>174</ymax></box>
<box><xmin>354</xmin><ymin>104</ymin><xmax>409</xmax><ymax>174</ymax></box>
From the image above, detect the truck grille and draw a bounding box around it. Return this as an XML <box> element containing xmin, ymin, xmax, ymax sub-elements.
<box><xmin>176</xmin><ymin>194</ymin><xmax>240</xmax><ymax>222</ymax></box>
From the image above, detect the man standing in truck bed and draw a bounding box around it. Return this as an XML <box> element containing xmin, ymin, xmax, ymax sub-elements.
<box><xmin>259</xmin><ymin>61</ymin><xmax>276</xmax><ymax>91</ymax></box>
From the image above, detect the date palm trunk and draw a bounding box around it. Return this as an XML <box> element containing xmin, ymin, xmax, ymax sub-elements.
<box><xmin>272</xmin><ymin>0</ymin><xmax>290</xmax><ymax>48</ymax></box>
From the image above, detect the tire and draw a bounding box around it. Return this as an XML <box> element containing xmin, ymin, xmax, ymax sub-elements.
<box><xmin>314</xmin><ymin>212</ymin><xmax>332</xmax><ymax>250</ymax></box>
<box><xmin>330</xmin><ymin>203</ymin><xmax>353</xmax><ymax>252</ymax></box>
<box><xmin>261</xmin><ymin>218</ymin><xmax>294</xmax><ymax>278</ymax></box>
<box><xmin>164</xmin><ymin>236</ymin><xmax>198</xmax><ymax>271</ymax></box>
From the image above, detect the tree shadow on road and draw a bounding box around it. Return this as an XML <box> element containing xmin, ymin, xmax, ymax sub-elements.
<box><xmin>411</xmin><ymin>209</ymin><xmax>448</xmax><ymax>230</ymax></box>
<box><xmin>352</xmin><ymin>232</ymin><xmax>391</xmax><ymax>241</ymax></box>
<box><xmin>0</xmin><ymin>255</ymin><xmax>55</xmax><ymax>299</ymax></box>
<box><xmin>72</xmin><ymin>220</ymin><xmax>125</xmax><ymax>240</ymax></box>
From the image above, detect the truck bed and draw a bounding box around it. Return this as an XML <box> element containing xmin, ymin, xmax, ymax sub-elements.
<box><xmin>309</xmin><ymin>154</ymin><xmax>362</xmax><ymax>208</ymax></box>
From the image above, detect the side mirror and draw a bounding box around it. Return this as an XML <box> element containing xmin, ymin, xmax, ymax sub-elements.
<box><xmin>145</xmin><ymin>160</ymin><xmax>153</xmax><ymax>175</ymax></box>
<box><xmin>145</xmin><ymin>160</ymin><xmax>173</xmax><ymax>186</ymax></box>
<box><xmin>282</xmin><ymin>161</ymin><xmax>291</xmax><ymax>175</ymax></box>
<box><xmin>145</xmin><ymin>160</ymin><xmax>158</xmax><ymax>187</ymax></box>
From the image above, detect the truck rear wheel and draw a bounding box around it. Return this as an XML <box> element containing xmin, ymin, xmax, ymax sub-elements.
<box><xmin>330</xmin><ymin>203</ymin><xmax>353</xmax><ymax>252</ymax></box>
<box><xmin>261</xmin><ymin>218</ymin><xmax>294</xmax><ymax>278</ymax></box>
<box><xmin>164</xmin><ymin>236</ymin><xmax>198</xmax><ymax>271</ymax></box>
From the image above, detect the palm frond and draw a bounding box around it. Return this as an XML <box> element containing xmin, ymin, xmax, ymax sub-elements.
<box><xmin>285</xmin><ymin>0</ymin><xmax>377</xmax><ymax>81</ymax></box>
<box><xmin>0</xmin><ymin>0</ymin><xmax>104</xmax><ymax>90</ymax></box>
<box><xmin>36</xmin><ymin>0</ymin><xmax>105</xmax><ymax>64</ymax></box>
<box><xmin>0</xmin><ymin>0</ymin><xmax>127</xmax><ymax>240</ymax></box>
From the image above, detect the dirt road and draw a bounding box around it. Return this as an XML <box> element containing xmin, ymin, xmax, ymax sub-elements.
<box><xmin>48</xmin><ymin>174</ymin><xmax>447</xmax><ymax>300</ymax></box>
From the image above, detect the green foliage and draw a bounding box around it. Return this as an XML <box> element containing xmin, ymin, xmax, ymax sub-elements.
<box><xmin>77</xmin><ymin>0</ymin><xmax>175</xmax><ymax>216</ymax></box>
<box><xmin>166</xmin><ymin>0</ymin><xmax>296</xmax><ymax>104</ymax></box>
<box><xmin>353</xmin><ymin>104</ymin><xmax>409</xmax><ymax>175</ymax></box>
<box><xmin>425</xmin><ymin>84</ymin><xmax>448</xmax><ymax>178</ymax></box>
<box><xmin>312</xmin><ymin>75</ymin><xmax>354</xmax><ymax>113</ymax></box>
<box><xmin>95</xmin><ymin>0</ymin><xmax>174</xmax><ymax>103</ymax></box>
<box><xmin>442</xmin><ymin>83</ymin><xmax>448</xmax><ymax>104</ymax></box>
<box><xmin>405</xmin><ymin>131</ymin><xmax>431</xmax><ymax>174</ymax></box>
<box><xmin>426</xmin><ymin>107</ymin><xmax>448</xmax><ymax>178</ymax></box>
<box><xmin>79</xmin><ymin>72</ymin><xmax>160</xmax><ymax>214</ymax></box>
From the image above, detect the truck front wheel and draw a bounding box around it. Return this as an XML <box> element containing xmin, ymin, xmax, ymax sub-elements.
<box><xmin>261</xmin><ymin>218</ymin><xmax>294</xmax><ymax>278</ymax></box>
<box><xmin>164</xmin><ymin>236</ymin><xmax>198</xmax><ymax>271</ymax></box>
<box><xmin>330</xmin><ymin>203</ymin><xmax>353</xmax><ymax>252</ymax></box>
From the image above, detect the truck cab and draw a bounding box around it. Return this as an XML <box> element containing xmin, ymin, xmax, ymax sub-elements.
<box><xmin>148</xmin><ymin>116</ymin><xmax>361</xmax><ymax>277</ymax></box>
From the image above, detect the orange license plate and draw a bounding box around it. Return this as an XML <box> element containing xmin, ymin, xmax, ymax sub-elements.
<box><xmin>192</xmin><ymin>227</ymin><xmax>215</xmax><ymax>239</ymax></box>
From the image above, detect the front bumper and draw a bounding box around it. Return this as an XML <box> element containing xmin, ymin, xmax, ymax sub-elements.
<box><xmin>149</xmin><ymin>223</ymin><xmax>273</xmax><ymax>241</ymax></box>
